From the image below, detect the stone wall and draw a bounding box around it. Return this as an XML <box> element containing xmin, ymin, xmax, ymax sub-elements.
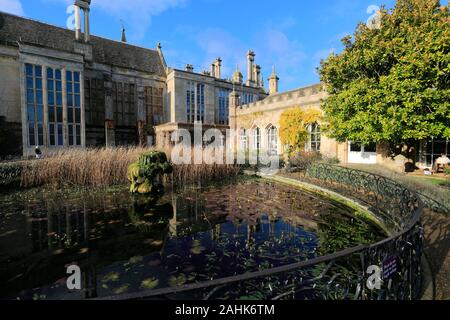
<box><xmin>232</xmin><ymin>83</ymin><xmax>346</xmax><ymax>161</ymax></box>
<box><xmin>0</xmin><ymin>46</ymin><xmax>21</xmax><ymax>123</ymax></box>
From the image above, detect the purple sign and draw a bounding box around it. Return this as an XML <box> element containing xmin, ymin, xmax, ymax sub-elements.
<box><xmin>382</xmin><ymin>256</ymin><xmax>397</xmax><ymax>280</ymax></box>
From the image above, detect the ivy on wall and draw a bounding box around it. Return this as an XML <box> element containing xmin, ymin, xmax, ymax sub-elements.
<box><xmin>279</xmin><ymin>108</ymin><xmax>322</xmax><ymax>155</ymax></box>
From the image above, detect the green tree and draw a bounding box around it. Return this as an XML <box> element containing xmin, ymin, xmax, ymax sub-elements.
<box><xmin>319</xmin><ymin>0</ymin><xmax>450</xmax><ymax>150</ymax></box>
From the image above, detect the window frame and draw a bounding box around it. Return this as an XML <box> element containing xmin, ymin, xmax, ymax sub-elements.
<box><xmin>307</xmin><ymin>122</ymin><xmax>321</xmax><ymax>152</ymax></box>
<box><xmin>25</xmin><ymin>63</ymin><xmax>44</xmax><ymax>147</ymax></box>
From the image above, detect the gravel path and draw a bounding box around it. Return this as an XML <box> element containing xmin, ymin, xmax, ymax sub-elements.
<box><xmin>423</xmin><ymin>209</ymin><xmax>450</xmax><ymax>300</ymax></box>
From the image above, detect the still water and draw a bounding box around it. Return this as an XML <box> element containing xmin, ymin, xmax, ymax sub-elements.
<box><xmin>0</xmin><ymin>178</ymin><xmax>384</xmax><ymax>300</ymax></box>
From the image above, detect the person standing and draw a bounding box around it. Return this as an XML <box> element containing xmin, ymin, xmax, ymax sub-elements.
<box><xmin>35</xmin><ymin>146</ymin><xmax>42</xmax><ymax>159</ymax></box>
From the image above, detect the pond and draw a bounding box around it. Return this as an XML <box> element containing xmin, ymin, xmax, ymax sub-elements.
<box><xmin>0</xmin><ymin>178</ymin><xmax>385</xmax><ymax>300</ymax></box>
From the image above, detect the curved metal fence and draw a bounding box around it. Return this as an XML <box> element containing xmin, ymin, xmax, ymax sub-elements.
<box><xmin>99</xmin><ymin>164</ymin><xmax>424</xmax><ymax>301</ymax></box>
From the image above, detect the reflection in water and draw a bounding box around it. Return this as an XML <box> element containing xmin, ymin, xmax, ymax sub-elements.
<box><xmin>0</xmin><ymin>179</ymin><xmax>384</xmax><ymax>300</ymax></box>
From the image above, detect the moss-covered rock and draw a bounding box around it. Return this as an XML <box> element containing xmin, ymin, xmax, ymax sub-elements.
<box><xmin>127</xmin><ymin>151</ymin><xmax>173</xmax><ymax>195</ymax></box>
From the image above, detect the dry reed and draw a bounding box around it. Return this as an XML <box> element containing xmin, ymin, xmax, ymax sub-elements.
<box><xmin>20</xmin><ymin>147</ymin><xmax>242</xmax><ymax>189</ymax></box>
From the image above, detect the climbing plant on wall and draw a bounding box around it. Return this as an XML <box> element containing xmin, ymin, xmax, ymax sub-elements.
<box><xmin>279</xmin><ymin>108</ymin><xmax>323</xmax><ymax>155</ymax></box>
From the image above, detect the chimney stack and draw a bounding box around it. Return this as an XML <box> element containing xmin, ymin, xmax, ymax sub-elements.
<box><xmin>253</xmin><ymin>65</ymin><xmax>261</xmax><ymax>87</ymax></box>
<box><xmin>210</xmin><ymin>63</ymin><xmax>216</xmax><ymax>77</ymax></box>
<box><xmin>74</xmin><ymin>0</ymin><xmax>91</xmax><ymax>43</ymax></box>
<box><xmin>185</xmin><ymin>64</ymin><xmax>194</xmax><ymax>72</ymax></box>
<box><xmin>247</xmin><ymin>50</ymin><xmax>255</xmax><ymax>86</ymax></box>
<box><xmin>214</xmin><ymin>58</ymin><xmax>222</xmax><ymax>79</ymax></box>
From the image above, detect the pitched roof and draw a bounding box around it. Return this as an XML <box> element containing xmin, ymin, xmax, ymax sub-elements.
<box><xmin>0</xmin><ymin>11</ymin><xmax>166</xmax><ymax>77</ymax></box>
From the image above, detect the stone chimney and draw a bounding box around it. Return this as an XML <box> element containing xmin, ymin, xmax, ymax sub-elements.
<box><xmin>185</xmin><ymin>64</ymin><xmax>194</xmax><ymax>72</ymax></box>
<box><xmin>214</xmin><ymin>58</ymin><xmax>222</xmax><ymax>79</ymax></box>
<box><xmin>253</xmin><ymin>64</ymin><xmax>261</xmax><ymax>87</ymax></box>
<box><xmin>74</xmin><ymin>0</ymin><xmax>91</xmax><ymax>43</ymax></box>
<box><xmin>247</xmin><ymin>50</ymin><xmax>255</xmax><ymax>87</ymax></box>
<box><xmin>210</xmin><ymin>63</ymin><xmax>216</xmax><ymax>78</ymax></box>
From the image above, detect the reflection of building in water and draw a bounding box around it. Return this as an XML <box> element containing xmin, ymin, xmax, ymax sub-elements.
<box><xmin>0</xmin><ymin>192</ymin><xmax>175</xmax><ymax>299</ymax></box>
<box><xmin>169</xmin><ymin>191</ymin><xmax>226</xmax><ymax>238</ymax></box>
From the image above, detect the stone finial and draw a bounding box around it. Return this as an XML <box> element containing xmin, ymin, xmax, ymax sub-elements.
<box><xmin>268</xmin><ymin>66</ymin><xmax>279</xmax><ymax>95</ymax></box>
<box><xmin>232</xmin><ymin>64</ymin><xmax>243</xmax><ymax>84</ymax></box>
<box><xmin>156</xmin><ymin>42</ymin><xmax>167</xmax><ymax>69</ymax></box>
<box><xmin>120</xmin><ymin>21</ymin><xmax>127</xmax><ymax>42</ymax></box>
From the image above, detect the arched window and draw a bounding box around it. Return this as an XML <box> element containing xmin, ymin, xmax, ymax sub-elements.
<box><xmin>252</xmin><ymin>127</ymin><xmax>261</xmax><ymax>150</ymax></box>
<box><xmin>307</xmin><ymin>123</ymin><xmax>321</xmax><ymax>152</ymax></box>
<box><xmin>240</xmin><ymin>129</ymin><xmax>248</xmax><ymax>151</ymax></box>
<box><xmin>267</xmin><ymin>126</ymin><xmax>278</xmax><ymax>155</ymax></box>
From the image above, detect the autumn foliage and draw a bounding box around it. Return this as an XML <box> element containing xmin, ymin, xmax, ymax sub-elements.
<box><xmin>279</xmin><ymin>108</ymin><xmax>322</xmax><ymax>155</ymax></box>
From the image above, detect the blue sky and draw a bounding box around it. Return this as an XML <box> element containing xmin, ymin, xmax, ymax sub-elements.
<box><xmin>1</xmin><ymin>0</ymin><xmax>448</xmax><ymax>91</ymax></box>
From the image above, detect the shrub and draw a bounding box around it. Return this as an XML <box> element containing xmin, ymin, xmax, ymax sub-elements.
<box><xmin>444</xmin><ymin>166</ymin><xmax>450</xmax><ymax>176</ymax></box>
<box><xmin>323</xmin><ymin>156</ymin><xmax>340</xmax><ymax>165</ymax></box>
<box><xmin>288</xmin><ymin>151</ymin><xmax>323</xmax><ymax>171</ymax></box>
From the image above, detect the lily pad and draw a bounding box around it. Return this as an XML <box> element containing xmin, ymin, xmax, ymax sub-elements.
<box><xmin>102</xmin><ymin>272</ymin><xmax>120</xmax><ymax>283</ymax></box>
<box><xmin>140</xmin><ymin>278</ymin><xmax>159</xmax><ymax>290</ymax></box>
<box><xmin>169</xmin><ymin>274</ymin><xmax>187</xmax><ymax>287</ymax></box>
<box><xmin>191</xmin><ymin>245</ymin><xmax>206</xmax><ymax>255</ymax></box>
<box><xmin>113</xmin><ymin>284</ymin><xmax>130</xmax><ymax>295</ymax></box>
<box><xmin>129</xmin><ymin>256</ymin><xmax>143</xmax><ymax>264</ymax></box>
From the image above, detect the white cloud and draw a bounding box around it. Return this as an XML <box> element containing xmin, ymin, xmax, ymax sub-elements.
<box><xmin>48</xmin><ymin>0</ymin><xmax>187</xmax><ymax>41</ymax></box>
<box><xmin>91</xmin><ymin>0</ymin><xmax>187</xmax><ymax>41</ymax></box>
<box><xmin>254</xmin><ymin>28</ymin><xmax>306</xmax><ymax>89</ymax></box>
<box><xmin>172</xmin><ymin>25</ymin><xmax>306</xmax><ymax>90</ymax></box>
<box><xmin>195</xmin><ymin>28</ymin><xmax>248</xmax><ymax>77</ymax></box>
<box><xmin>0</xmin><ymin>0</ymin><xmax>25</xmax><ymax>16</ymax></box>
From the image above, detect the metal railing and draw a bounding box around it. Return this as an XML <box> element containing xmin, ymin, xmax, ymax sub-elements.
<box><xmin>99</xmin><ymin>164</ymin><xmax>424</xmax><ymax>301</ymax></box>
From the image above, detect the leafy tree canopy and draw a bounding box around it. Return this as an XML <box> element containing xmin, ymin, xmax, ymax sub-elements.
<box><xmin>319</xmin><ymin>0</ymin><xmax>450</xmax><ymax>145</ymax></box>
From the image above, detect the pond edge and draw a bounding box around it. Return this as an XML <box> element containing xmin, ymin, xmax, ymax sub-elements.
<box><xmin>243</xmin><ymin>171</ymin><xmax>390</xmax><ymax>236</ymax></box>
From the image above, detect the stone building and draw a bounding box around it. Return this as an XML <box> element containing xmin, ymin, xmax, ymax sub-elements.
<box><xmin>230</xmin><ymin>70</ymin><xmax>449</xmax><ymax>169</ymax></box>
<box><xmin>156</xmin><ymin>54</ymin><xmax>266</xmax><ymax>148</ymax></box>
<box><xmin>0</xmin><ymin>2</ymin><xmax>166</xmax><ymax>158</ymax></box>
<box><xmin>1</xmin><ymin>2</ymin><xmax>446</xmax><ymax>167</ymax></box>
<box><xmin>0</xmin><ymin>2</ymin><xmax>267</xmax><ymax>158</ymax></box>
<box><xmin>229</xmin><ymin>80</ymin><xmax>348</xmax><ymax>163</ymax></box>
